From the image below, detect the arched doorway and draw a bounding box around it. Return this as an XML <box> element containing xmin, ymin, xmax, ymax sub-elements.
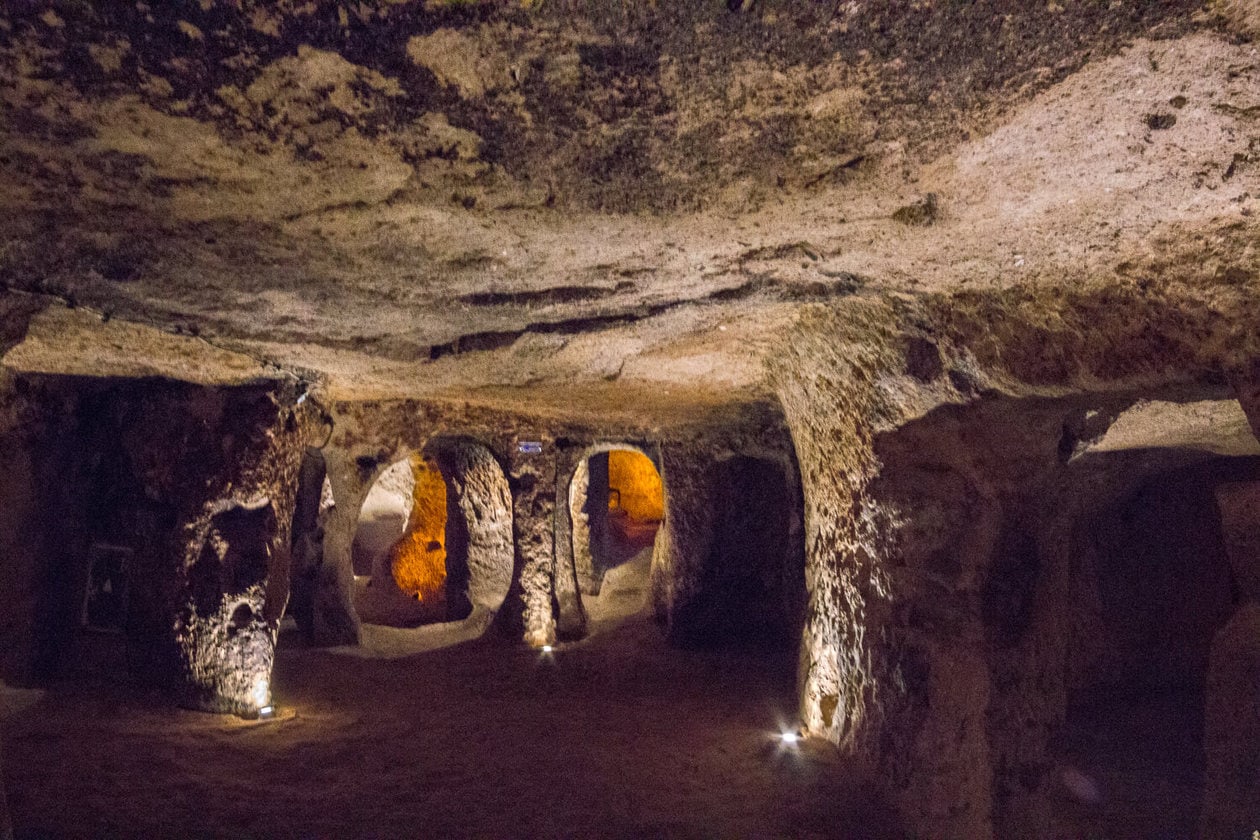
<box><xmin>352</xmin><ymin>454</ymin><xmax>451</xmax><ymax>626</ymax></box>
<box><xmin>352</xmin><ymin>440</ymin><xmax>512</xmax><ymax>630</ymax></box>
<box><xmin>569</xmin><ymin>447</ymin><xmax>665</xmax><ymax>620</ymax></box>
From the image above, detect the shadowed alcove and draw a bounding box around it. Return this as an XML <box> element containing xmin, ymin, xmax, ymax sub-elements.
<box><xmin>673</xmin><ymin>455</ymin><xmax>806</xmax><ymax>651</ymax></box>
<box><xmin>857</xmin><ymin>390</ymin><xmax>1260</xmax><ymax>838</ymax></box>
<box><xmin>1055</xmin><ymin>454</ymin><xmax>1259</xmax><ymax>838</ymax></box>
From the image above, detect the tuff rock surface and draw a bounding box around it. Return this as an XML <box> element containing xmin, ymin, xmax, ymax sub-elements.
<box><xmin>3</xmin><ymin>1</ymin><xmax>1260</xmax><ymax>836</ymax></box>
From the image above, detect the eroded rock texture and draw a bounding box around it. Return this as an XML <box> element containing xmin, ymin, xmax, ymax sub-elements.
<box><xmin>287</xmin><ymin>448</ymin><xmax>332</xmax><ymax>643</ymax></box>
<box><xmin>428</xmin><ymin>438</ymin><xmax>514</xmax><ymax>615</ymax></box>
<box><xmin>310</xmin><ymin>448</ymin><xmax>372</xmax><ymax>645</ymax></box>
<box><xmin>2</xmin><ymin>0</ymin><xmax>1260</xmax><ymax>835</ymax></box>
<box><xmin>567</xmin><ymin>455</ymin><xmax>599</xmax><ymax>596</ymax></box>
<box><xmin>505</xmin><ymin>435</ymin><xmax>558</xmax><ymax>647</ymax></box>
<box><xmin>179</xmin><ymin>502</ymin><xmax>280</xmax><ymax>714</ymax></box>
<box><xmin>555</xmin><ymin>448</ymin><xmax>591</xmax><ymax>637</ymax></box>
<box><xmin>0</xmin><ymin>365</ymin><xmax>314</xmax><ymax>715</ymax></box>
<box><xmin>773</xmin><ymin>287</ymin><xmax>1260</xmax><ymax>838</ymax></box>
<box><xmin>168</xmin><ymin>383</ymin><xmax>316</xmax><ymax>714</ymax></box>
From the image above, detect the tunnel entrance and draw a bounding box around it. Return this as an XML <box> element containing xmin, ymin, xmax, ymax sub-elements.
<box><xmin>352</xmin><ymin>454</ymin><xmax>452</xmax><ymax>627</ymax></box>
<box><xmin>351</xmin><ymin>441</ymin><xmax>513</xmax><ymax>632</ymax></box>
<box><xmin>678</xmin><ymin>456</ymin><xmax>804</xmax><ymax>650</ymax></box>
<box><xmin>569</xmin><ymin>448</ymin><xmax>664</xmax><ymax>599</ymax></box>
<box><xmin>386</xmin><ymin>457</ymin><xmax>449</xmax><ymax>608</ymax></box>
<box><xmin>1058</xmin><ymin>454</ymin><xmax>1258</xmax><ymax>838</ymax></box>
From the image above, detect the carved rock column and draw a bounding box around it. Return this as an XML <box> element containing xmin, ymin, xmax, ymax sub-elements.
<box><xmin>501</xmin><ymin>436</ymin><xmax>558</xmax><ymax>646</ymax></box>
<box><xmin>307</xmin><ymin>448</ymin><xmax>366</xmax><ymax>646</ymax></box>
<box><xmin>551</xmin><ymin>442</ymin><xmax>587</xmax><ymax>639</ymax></box>
<box><xmin>157</xmin><ymin>383</ymin><xmax>313</xmax><ymax>714</ymax></box>
<box><xmin>651</xmin><ymin>443</ymin><xmax>715</xmax><ymax>641</ymax></box>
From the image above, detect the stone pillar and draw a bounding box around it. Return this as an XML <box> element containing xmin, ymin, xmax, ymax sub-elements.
<box><xmin>569</xmin><ymin>457</ymin><xmax>599</xmax><ymax>595</ymax></box>
<box><xmin>310</xmin><ymin>449</ymin><xmax>365</xmax><ymax>646</ymax></box>
<box><xmin>177</xmin><ymin>501</ymin><xmax>282</xmax><ymax>714</ymax></box>
<box><xmin>435</xmin><ymin>440</ymin><xmax>514</xmax><ymax>613</ymax></box>
<box><xmin>1216</xmin><ymin>482</ymin><xmax>1260</xmax><ymax>601</ymax></box>
<box><xmin>652</xmin><ymin>443</ymin><xmax>716</xmax><ymax>641</ymax></box>
<box><xmin>586</xmin><ymin>452</ymin><xmax>611</xmax><ymax>584</ymax></box>
<box><xmin>167</xmin><ymin>385</ymin><xmax>314</xmax><ymax>715</ymax></box>
<box><xmin>552</xmin><ymin>445</ymin><xmax>587</xmax><ymax>639</ymax></box>
<box><xmin>287</xmin><ymin>448</ymin><xmax>328</xmax><ymax>640</ymax></box>
<box><xmin>1200</xmin><ymin>602</ymin><xmax>1260</xmax><ymax>840</ymax></box>
<box><xmin>501</xmin><ymin>436</ymin><xmax>558</xmax><ymax>646</ymax></box>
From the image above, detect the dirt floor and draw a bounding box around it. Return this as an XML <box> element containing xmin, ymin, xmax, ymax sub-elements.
<box><xmin>0</xmin><ymin>544</ymin><xmax>1229</xmax><ymax>840</ymax></box>
<box><xmin>2</xmin><ymin>606</ymin><xmax>899</xmax><ymax>840</ymax></box>
<box><xmin>1053</xmin><ymin>688</ymin><xmax>1207</xmax><ymax>840</ymax></box>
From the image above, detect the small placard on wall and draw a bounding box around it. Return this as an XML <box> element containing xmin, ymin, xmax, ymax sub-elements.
<box><xmin>82</xmin><ymin>544</ymin><xmax>133</xmax><ymax>633</ymax></box>
<box><xmin>517</xmin><ymin>441</ymin><xmax>543</xmax><ymax>454</ymax></box>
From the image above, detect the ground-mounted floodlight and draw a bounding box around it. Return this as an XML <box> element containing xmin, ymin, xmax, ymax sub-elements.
<box><xmin>252</xmin><ymin>676</ymin><xmax>271</xmax><ymax>710</ymax></box>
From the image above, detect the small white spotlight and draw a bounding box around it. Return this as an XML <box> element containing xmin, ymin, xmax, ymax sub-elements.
<box><xmin>257</xmin><ymin>705</ymin><xmax>275</xmax><ymax>719</ymax></box>
<box><xmin>780</xmin><ymin>731</ymin><xmax>800</xmax><ymax>746</ymax></box>
<box><xmin>542</xmin><ymin>645</ymin><xmax>553</xmax><ymax>653</ymax></box>
<box><xmin>252</xmin><ymin>676</ymin><xmax>270</xmax><ymax>710</ymax></box>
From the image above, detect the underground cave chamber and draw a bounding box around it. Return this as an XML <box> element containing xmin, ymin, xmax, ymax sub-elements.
<box><xmin>559</xmin><ymin>442</ymin><xmax>806</xmax><ymax>651</ymax></box>
<box><xmin>4</xmin><ymin>367</ymin><xmax>1259</xmax><ymax>838</ymax></box>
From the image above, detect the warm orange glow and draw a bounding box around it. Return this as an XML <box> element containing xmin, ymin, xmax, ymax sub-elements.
<box><xmin>389</xmin><ymin>455</ymin><xmax>448</xmax><ymax>606</ymax></box>
<box><xmin>607</xmin><ymin>450</ymin><xmax>663</xmax><ymax>523</ymax></box>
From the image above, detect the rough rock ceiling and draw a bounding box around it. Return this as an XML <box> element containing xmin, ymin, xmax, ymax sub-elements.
<box><xmin>1</xmin><ymin>1</ymin><xmax>1257</xmax><ymax>417</ymax></box>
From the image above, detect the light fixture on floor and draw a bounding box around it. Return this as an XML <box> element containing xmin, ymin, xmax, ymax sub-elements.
<box><xmin>252</xmin><ymin>676</ymin><xmax>270</xmax><ymax>710</ymax></box>
<box><xmin>780</xmin><ymin>731</ymin><xmax>800</xmax><ymax>746</ymax></box>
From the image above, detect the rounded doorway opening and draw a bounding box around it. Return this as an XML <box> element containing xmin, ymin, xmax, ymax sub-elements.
<box><xmin>569</xmin><ymin>447</ymin><xmax>664</xmax><ymax>621</ymax></box>
<box><xmin>352</xmin><ymin>440</ymin><xmax>513</xmax><ymax>630</ymax></box>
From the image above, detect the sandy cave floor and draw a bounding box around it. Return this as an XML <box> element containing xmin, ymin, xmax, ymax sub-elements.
<box><xmin>0</xmin><ymin>529</ymin><xmax>1224</xmax><ymax>840</ymax></box>
<box><xmin>0</xmin><ymin>545</ymin><xmax>1212</xmax><ymax>840</ymax></box>
<box><xmin>2</xmin><ymin>611</ymin><xmax>900</xmax><ymax>840</ymax></box>
<box><xmin>1055</xmin><ymin>687</ymin><xmax>1207</xmax><ymax>840</ymax></box>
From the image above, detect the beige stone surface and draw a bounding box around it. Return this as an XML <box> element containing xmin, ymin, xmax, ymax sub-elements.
<box><xmin>3</xmin><ymin>1</ymin><xmax>1260</xmax><ymax>835</ymax></box>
